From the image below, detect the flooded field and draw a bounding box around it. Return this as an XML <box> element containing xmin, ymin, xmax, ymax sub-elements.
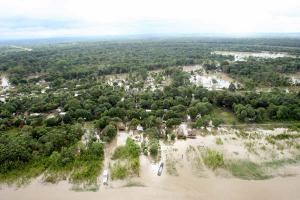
<box><xmin>10</xmin><ymin>45</ymin><xmax>33</xmax><ymax>52</ymax></box>
<box><xmin>190</xmin><ymin>74</ymin><xmax>232</xmax><ymax>90</ymax></box>
<box><xmin>189</xmin><ymin>71</ymin><xmax>237</xmax><ymax>90</ymax></box>
<box><xmin>184</xmin><ymin>65</ymin><xmax>238</xmax><ymax>90</ymax></box>
<box><xmin>98</xmin><ymin>64</ymin><xmax>236</xmax><ymax>91</ymax></box>
<box><xmin>1</xmin><ymin>126</ymin><xmax>300</xmax><ymax>200</ymax></box>
<box><xmin>213</xmin><ymin>51</ymin><xmax>297</xmax><ymax>61</ymax></box>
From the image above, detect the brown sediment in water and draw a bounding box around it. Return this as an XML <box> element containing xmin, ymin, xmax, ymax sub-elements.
<box><xmin>1</xmin><ymin>174</ymin><xmax>300</xmax><ymax>200</ymax></box>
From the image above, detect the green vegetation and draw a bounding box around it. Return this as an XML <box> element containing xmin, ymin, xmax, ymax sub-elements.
<box><xmin>149</xmin><ymin>139</ymin><xmax>160</xmax><ymax>157</ymax></box>
<box><xmin>0</xmin><ymin>157</ymin><xmax>48</xmax><ymax>185</ymax></box>
<box><xmin>140</xmin><ymin>128</ymin><xmax>161</xmax><ymax>158</ymax></box>
<box><xmin>216</xmin><ymin>138</ymin><xmax>223</xmax><ymax>145</ymax></box>
<box><xmin>225</xmin><ymin>155</ymin><xmax>300</xmax><ymax>180</ymax></box>
<box><xmin>110</xmin><ymin>138</ymin><xmax>140</xmax><ymax>180</ymax></box>
<box><xmin>269</xmin><ymin>133</ymin><xmax>300</xmax><ymax>140</ymax></box>
<box><xmin>211</xmin><ymin>108</ymin><xmax>239</xmax><ymax>125</ymax></box>
<box><xmin>45</xmin><ymin>141</ymin><xmax>104</xmax><ymax>184</ymax></box>
<box><xmin>112</xmin><ymin>138</ymin><xmax>140</xmax><ymax>160</ymax></box>
<box><xmin>0</xmin><ymin>124</ymin><xmax>105</xmax><ymax>184</ymax></box>
<box><xmin>0</xmin><ymin>125</ymin><xmax>82</xmax><ymax>173</ymax></box>
<box><xmin>264</xmin><ymin>155</ymin><xmax>300</xmax><ymax>168</ymax></box>
<box><xmin>225</xmin><ymin>160</ymin><xmax>269</xmax><ymax>180</ymax></box>
<box><xmin>110</xmin><ymin>163</ymin><xmax>127</xmax><ymax>180</ymax></box>
<box><xmin>201</xmin><ymin>148</ymin><xmax>224</xmax><ymax>170</ymax></box>
<box><xmin>221</xmin><ymin>58</ymin><xmax>300</xmax><ymax>87</ymax></box>
<box><xmin>101</xmin><ymin>124</ymin><xmax>117</xmax><ymax>142</ymax></box>
<box><xmin>1</xmin><ymin>37</ymin><xmax>300</xmax><ymax>184</ymax></box>
<box><xmin>199</xmin><ymin>147</ymin><xmax>300</xmax><ymax>180</ymax></box>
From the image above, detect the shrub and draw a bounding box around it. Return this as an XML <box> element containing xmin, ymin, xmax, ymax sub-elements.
<box><xmin>166</xmin><ymin>118</ymin><xmax>181</xmax><ymax>128</ymax></box>
<box><xmin>44</xmin><ymin>117</ymin><xmax>60</xmax><ymax>127</ymax></box>
<box><xmin>112</xmin><ymin>138</ymin><xmax>140</xmax><ymax>160</ymax></box>
<box><xmin>202</xmin><ymin>148</ymin><xmax>224</xmax><ymax>170</ymax></box>
<box><xmin>212</xmin><ymin>118</ymin><xmax>224</xmax><ymax>128</ymax></box>
<box><xmin>129</xmin><ymin>158</ymin><xmax>140</xmax><ymax>175</ymax></box>
<box><xmin>216</xmin><ymin>138</ymin><xmax>223</xmax><ymax>145</ymax></box>
<box><xmin>110</xmin><ymin>163</ymin><xmax>127</xmax><ymax>180</ymax></box>
<box><xmin>101</xmin><ymin>124</ymin><xmax>117</xmax><ymax>142</ymax></box>
<box><xmin>149</xmin><ymin>139</ymin><xmax>160</xmax><ymax>157</ymax></box>
<box><xmin>192</xmin><ymin>116</ymin><xmax>210</xmax><ymax>128</ymax></box>
<box><xmin>170</xmin><ymin>133</ymin><xmax>176</xmax><ymax>141</ymax></box>
<box><xmin>110</xmin><ymin>138</ymin><xmax>140</xmax><ymax>180</ymax></box>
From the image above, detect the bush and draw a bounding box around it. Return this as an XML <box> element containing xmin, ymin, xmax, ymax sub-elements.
<box><xmin>110</xmin><ymin>162</ymin><xmax>127</xmax><ymax>180</ymax></box>
<box><xmin>129</xmin><ymin>118</ymin><xmax>140</xmax><ymax>129</ymax></box>
<box><xmin>149</xmin><ymin>138</ymin><xmax>160</xmax><ymax>157</ymax></box>
<box><xmin>73</xmin><ymin>109</ymin><xmax>92</xmax><ymax>120</ymax></box>
<box><xmin>212</xmin><ymin>118</ymin><xmax>224</xmax><ymax>128</ymax></box>
<box><xmin>166</xmin><ymin>118</ymin><xmax>181</xmax><ymax>128</ymax></box>
<box><xmin>44</xmin><ymin>117</ymin><xmax>61</xmax><ymax>127</ymax></box>
<box><xmin>170</xmin><ymin>133</ymin><xmax>176</xmax><ymax>141</ymax></box>
<box><xmin>101</xmin><ymin>124</ymin><xmax>117</xmax><ymax>142</ymax></box>
<box><xmin>216</xmin><ymin>138</ymin><xmax>223</xmax><ymax>145</ymax></box>
<box><xmin>84</xmin><ymin>142</ymin><xmax>104</xmax><ymax>159</ymax></box>
<box><xmin>192</xmin><ymin>116</ymin><xmax>210</xmax><ymax>128</ymax></box>
<box><xmin>129</xmin><ymin>158</ymin><xmax>140</xmax><ymax>175</ymax></box>
<box><xmin>110</xmin><ymin>138</ymin><xmax>140</xmax><ymax>180</ymax></box>
<box><xmin>202</xmin><ymin>148</ymin><xmax>224</xmax><ymax>170</ymax></box>
<box><xmin>141</xmin><ymin>141</ymin><xmax>148</xmax><ymax>155</ymax></box>
<box><xmin>112</xmin><ymin>146</ymin><xmax>127</xmax><ymax>160</ymax></box>
<box><xmin>112</xmin><ymin>138</ymin><xmax>140</xmax><ymax>160</ymax></box>
<box><xmin>95</xmin><ymin>116</ymin><xmax>110</xmax><ymax>130</ymax></box>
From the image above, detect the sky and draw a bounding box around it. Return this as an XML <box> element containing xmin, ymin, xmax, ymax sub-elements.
<box><xmin>1</xmin><ymin>0</ymin><xmax>300</xmax><ymax>39</ymax></box>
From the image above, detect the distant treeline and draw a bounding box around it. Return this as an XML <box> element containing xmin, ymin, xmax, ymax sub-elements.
<box><xmin>1</xmin><ymin>38</ymin><xmax>300</xmax><ymax>85</ymax></box>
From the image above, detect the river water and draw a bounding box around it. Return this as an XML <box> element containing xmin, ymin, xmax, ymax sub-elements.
<box><xmin>1</xmin><ymin>173</ymin><xmax>300</xmax><ymax>200</ymax></box>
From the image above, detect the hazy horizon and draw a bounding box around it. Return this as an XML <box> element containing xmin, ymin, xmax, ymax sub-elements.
<box><xmin>1</xmin><ymin>0</ymin><xmax>300</xmax><ymax>40</ymax></box>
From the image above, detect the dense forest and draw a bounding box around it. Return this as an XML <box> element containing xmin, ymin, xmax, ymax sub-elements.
<box><xmin>0</xmin><ymin>37</ymin><xmax>300</xmax><ymax>184</ymax></box>
<box><xmin>1</xmin><ymin>38</ymin><xmax>300</xmax><ymax>85</ymax></box>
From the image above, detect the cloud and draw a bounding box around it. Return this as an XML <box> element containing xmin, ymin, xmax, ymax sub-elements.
<box><xmin>0</xmin><ymin>0</ymin><xmax>300</xmax><ymax>39</ymax></box>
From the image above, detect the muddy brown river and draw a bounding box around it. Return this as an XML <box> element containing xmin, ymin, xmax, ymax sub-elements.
<box><xmin>1</xmin><ymin>175</ymin><xmax>300</xmax><ymax>200</ymax></box>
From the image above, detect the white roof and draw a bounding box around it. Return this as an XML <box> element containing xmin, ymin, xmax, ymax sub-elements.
<box><xmin>137</xmin><ymin>125</ymin><xmax>144</xmax><ymax>131</ymax></box>
<box><xmin>30</xmin><ymin>113</ymin><xmax>41</xmax><ymax>117</ymax></box>
<box><xmin>59</xmin><ymin>112</ymin><xmax>66</xmax><ymax>116</ymax></box>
